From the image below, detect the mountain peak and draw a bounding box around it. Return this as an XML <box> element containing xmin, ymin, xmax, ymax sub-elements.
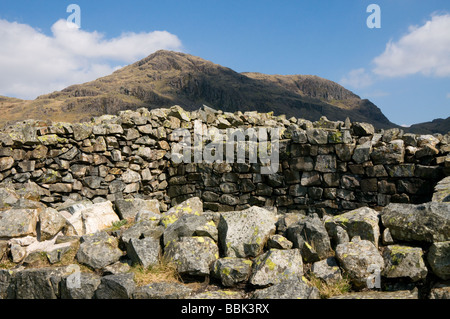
<box><xmin>0</xmin><ymin>51</ymin><xmax>397</xmax><ymax>129</ymax></box>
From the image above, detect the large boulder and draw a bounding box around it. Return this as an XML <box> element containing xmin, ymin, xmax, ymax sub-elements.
<box><xmin>94</xmin><ymin>273</ymin><xmax>136</xmax><ymax>299</ymax></box>
<box><xmin>335</xmin><ymin>236</ymin><xmax>384</xmax><ymax>290</ymax></box>
<box><xmin>249</xmin><ymin>248</ymin><xmax>303</xmax><ymax>286</ymax></box>
<box><xmin>76</xmin><ymin>232</ymin><xmax>123</xmax><ymax>269</ymax></box>
<box><xmin>61</xmin><ymin>201</ymin><xmax>120</xmax><ymax>236</ymax></box>
<box><xmin>382</xmin><ymin>245</ymin><xmax>428</xmax><ymax>282</ymax></box>
<box><xmin>0</xmin><ymin>208</ymin><xmax>38</xmax><ymax>238</ymax></box>
<box><xmin>160</xmin><ymin>197</ymin><xmax>203</xmax><ymax>228</ymax></box>
<box><xmin>381</xmin><ymin>202</ymin><xmax>450</xmax><ymax>243</ymax></box>
<box><xmin>218</xmin><ymin>206</ymin><xmax>277</xmax><ymax>258</ymax></box>
<box><xmin>325</xmin><ymin>207</ymin><xmax>380</xmax><ymax>247</ymax></box>
<box><xmin>286</xmin><ymin>214</ymin><xmax>333</xmax><ymax>263</ymax></box>
<box><xmin>163</xmin><ymin>214</ymin><xmax>218</xmax><ymax>246</ymax></box>
<box><xmin>39</xmin><ymin>208</ymin><xmax>67</xmax><ymax>241</ymax></box>
<box><xmin>12</xmin><ymin>266</ymin><xmax>74</xmax><ymax>299</ymax></box>
<box><xmin>427</xmin><ymin>241</ymin><xmax>450</xmax><ymax>280</ymax></box>
<box><xmin>126</xmin><ymin>237</ymin><xmax>161</xmax><ymax>269</ymax></box>
<box><xmin>164</xmin><ymin>236</ymin><xmax>219</xmax><ymax>277</ymax></box>
<box><xmin>114</xmin><ymin>198</ymin><xmax>160</xmax><ymax>220</ymax></box>
<box><xmin>60</xmin><ymin>272</ymin><xmax>102</xmax><ymax>299</ymax></box>
<box><xmin>212</xmin><ymin>257</ymin><xmax>253</xmax><ymax>287</ymax></box>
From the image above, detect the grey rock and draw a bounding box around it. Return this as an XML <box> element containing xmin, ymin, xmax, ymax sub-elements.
<box><xmin>121</xmin><ymin>220</ymin><xmax>164</xmax><ymax>244</ymax></box>
<box><xmin>335</xmin><ymin>236</ymin><xmax>384</xmax><ymax>289</ymax></box>
<box><xmin>39</xmin><ymin>208</ymin><xmax>67</xmax><ymax>241</ymax></box>
<box><xmin>433</xmin><ymin>176</ymin><xmax>450</xmax><ymax>203</ymax></box>
<box><xmin>286</xmin><ymin>214</ymin><xmax>333</xmax><ymax>263</ymax></box>
<box><xmin>76</xmin><ymin>232</ymin><xmax>123</xmax><ymax>269</ymax></box>
<box><xmin>428</xmin><ymin>241</ymin><xmax>450</xmax><ymax>280</ymax></box>
<box><xmin>429</xmin><ymin>281</ymin><xmax>450</xmax><ymax>299</ymax></box>
<box><xmin>252</xmin><ymin>279</ymin><xmax>320</xmax><ymax>299</ymax></box>
<box><xmin>311</xmin><ymin>257</ymin><xmax>343</xmax><ymax>284</ymax></box>
<box><xmin>381</xmin><ymin>202</ymin><xmax>450</xmax><ymax>243</ymax></box>
<box><xmin>0</xmin><ymin>208</ymin><xmax>38</xmax><ymax>238</ymax></box>
<box><xmin>218</xmin><ymin>206</ymin><xmax>277</xmax><ymax>258</ymax></box>
<box><xmin>126</xmin><ymin>237</ymin><xmax>160</xmax><ymax>269</ymax></box>
<box><xmin>371</xmin><ymin>140</ymin><xmax>405</xmax><ymax>165</ymax></box>
<box><xmin>382</xmin><ymin>245</ymin><xmax>428</xmax><ymax>282</ymax></box>
<box><xmin>325</xmin><ymin>207</ymin><xmax>380</xmax><ymax>247</ymax></box>
<box><xmin>164</xmin><ymin>236</ymin><xmax>219</xmax><ymax>276</ymax></box>
<box><xmin>163</xmin><ymin>214</ymin><xmax>218</xmax><ymax>246</ymax></box>
<box><xmin>115</xmin><ymin>198</ymin><xmax>160</xmax><ymax>220</ymax></box>
<box><xmin>13</xmin><ymin>266</ymin><xmax>73</xmax><ymax>299</ymax></box>
<box><xmin>249</xmin><ymin>248</ymin><xmax>303</xmax><ymax>286</ymax></box>
<box><xmin>95</xmin><ymin>273</ymin><xmax>136</xmax><ymax>299</ymax></box>
<box><xmin>160</xmin><ymin>197</ymin><xmax>203</xmax><ymax>229</ymax></box>
<box><xmin>133</xmin><ymin>282</ymin><xmax>193</xmax><ymax>299</ymax></box>
<box><xmin>352</xmin><ymin>122</ymin><xmax>374</xmax><ymax>136</ymax></box>
<box><xmin>212</xmin><ymin>257</ymin><xmax>253</xmax><ymax>287</ymax></box>
<box><xmin>267</xmin><ymin>234</ymin><xmax>293</xmax><ymax>250</ymax></box>
<box><xmin>352</xmin><ymin>142</ymin><xmax>371</xmax><ymax>164</ymax></box>
<box><xmin>60</xmin><ymin>272</ymin><xmax>102</xmax><ymax>299</ymax></box>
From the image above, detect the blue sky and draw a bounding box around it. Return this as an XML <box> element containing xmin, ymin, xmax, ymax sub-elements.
<box><xmin>1</xmin><ymin>1</ymin><xmax>449</xmax><ymax>126</ymax></box>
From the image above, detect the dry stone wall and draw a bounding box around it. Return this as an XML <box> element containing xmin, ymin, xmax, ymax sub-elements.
<box><xmin>0</xmin><ymin>105</ymin><xmax>448</xmax><ymax>215</ymax></box>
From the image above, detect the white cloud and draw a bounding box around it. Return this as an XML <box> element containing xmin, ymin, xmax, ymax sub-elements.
<box><xmin>446</xmin><ymin>93</ymin><xmax>450</xmax><ymax>99</ymax></box>
<box><xmin>0</xmin><ymin>19</ymin><xmax>183</xmax><ymax>99</ymax></box>
<box><xmin>373</xmin><ymin>14</ymin><xmax>450</xmax><ymax>78</ymax></box>
<box><xmin>339</xmin><ymin>68</ymin><xmax>374</xmax><ymax>89</ymax></box>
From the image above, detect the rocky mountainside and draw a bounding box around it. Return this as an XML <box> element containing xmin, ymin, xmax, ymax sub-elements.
<box><xmin>0</xmin><ymin>50</ymin><xmax>396</xmax><ymax>129</ymax></box>
<box><xmin>407</xmin><ymin>117</ymin><xmax>450</xmax><ymax>135</ymax></box>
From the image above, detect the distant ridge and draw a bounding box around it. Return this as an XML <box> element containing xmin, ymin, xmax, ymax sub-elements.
<box><xmin>0</xmin><ymin>50</ymin><xmax>411</xmax><ymax>129</ymax></box>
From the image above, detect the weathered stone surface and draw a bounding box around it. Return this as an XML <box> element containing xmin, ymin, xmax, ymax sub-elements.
<box><xmin>0</xmin><ymin>157</ymin><xmax>14</xmax><ymax>172</ymax></box>
<box><xmin>249</xmin><ymin>248</ymin><xmax>303</xmax><ymax>286</ymax></box>
<box><xmin>429</xmin><ymin>282</ymin><xmax>450</xmax><ymax>299</ymax></box>
<box><xmin>427</xmin><ymin>241</ymin><xmax>450</xmax><ymax>280</ymax></box>
<box><xmin>13</xmin><ymin>266</ymin><xmax>74</xmax><ymax>299</ymax></box>
<box><xmin>95</xmin><ymin>273</ymin><xmax>136</xmax><ymax>299</ymax></box>
<box><xmin>252</xmin><ymin>279</ymin><xmax>320</xmax><ymax>299</ymax></box>
<box><xmin>60</xmin><ymin>272</ymin><xmax>102</xmax><ymax>299</ymax></box>
<box><xmin>164</xmin><ymin>236</ymin><xmax>219</xmax><ymax>276</ymax></box>
<box><xmin>315</xmin><ymin>155</ymin><xmax>337</xmax><ymax>173</ymax></box>
<box><xmin>115</xmin><ymin>198</ymin><xmax>160</xmax><ymax>220</ymax></box>
<box><xmin>381</xmin><ymin>202</ymin><xmax>450</xmax><ymax>243</ymax></box>
<box><xmin>218</xmin><ymin>206</ymin><xmax>277</xmax><ymax>258</ymax></box>
<box><xmin>335</xmin><ymin>236</ymin><xmax>384</xmax><ymax>289</ymax></box>
<box><xmin>267</xmin><ymin>234</ymin><xmax>293</xmax><ymax>250</ymax></box>
<box><xmin>163</xmin><ymin>214</ymin><xmax>218</xmax><ymax>246</ymax></box>
<box><xmin>212</xmin><ymin>257</ymin><xmax>253</xmax><ymax>287</ymax></box>
<box><xmin>76</xmin><ymin>232</ymin><xmax>123</xmax><ymax>269</ymax></box>
<box><xmin>325</xmin><ymin>207</ymin><xmax>380</xmax><ymax>247</ymax></box>
<box><xmin>0</xmin><ymin>187</ymin><xmax>19</xmax><ymax>210</ymax></box>
<box><xmin>133</xmin><ymin>282</ymin><xmax>193</xmax><ymax>299</ymax></box>
<box><xmin>0</xmin><ymin>208</ymin><xmax>38</xmax><ymax>238</ymax></box>
<box><xmin>352</xmin><ymin>142</ymin><xmax>371</xmax><ymax>164</ymax></box>
<box><xmin>371</xmin><ymin>140</ymin><xmax>405</xmax><ymax>165</ymax></box>
<box><xmin>160</xmin><ymin>197</ymin><xmax>203</xmax><ymax>228</ymax></box>
<box><xmin>382</xmin><ymin>245</ymin><xmax>428</xmax><ymax>281</ymax></box>
<box><xmin>80</xmin><ymin>201</ymin><xmax>120</xmax><ymax>235</ymax></box>
<box><xmin>433</xmin><ymin>176</ymin><xmax>450</xmax><ymax>203</ymax></box>
<box><xmin>352</xmin><ymin>122</ymin><xmax>374</xmax><ymax>136</ymax></box>
<box><xmin>121</xmin><ymin>220</ymin><xmax>164</xmax><ymax>244</ymax></box>
<box><xmin>39</xmin><ymin>208</ymin><xmax>67</xmax><ymax>241</ymax></box>
<box><xmin>286</xmin><ymin>214</ymin><xmax>333</xmax><ymax>263</ymax></box>
<box><xmin>311</xmin><ymin>257</ymin><xmax>343</xmax><ymax>284</ymax></box>
<box><xmin>126</xmin><ymin>237</ymin><xmax>160</xmax><ymax>268</ymax></box>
